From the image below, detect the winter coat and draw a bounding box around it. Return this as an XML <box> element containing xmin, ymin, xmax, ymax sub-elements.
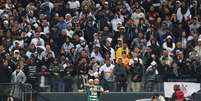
<box><xmin>10</xmin><ymin>70</ymin><xmax>27</xmax><ymax>99</ymax></box>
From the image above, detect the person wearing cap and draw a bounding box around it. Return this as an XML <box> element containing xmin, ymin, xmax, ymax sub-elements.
<box><xmin>91</xmin><ymin>44</ymin><xmax>104</xmax><ymax>65</ymax></box>
<box><xmin>75</xmin><ymin>37</ymin><xmax>89</xmax><ymax>56</ymax></box>
<box><xmin>111</xmin><ymin>14</ymin><xmax>124</xmax><ymax>32</ymax></box>
<box><xmin>144</xmin><ymin>61</ymin><xmax>159</xmax><ymax>92</ymax></box>
<box><xmin>129</xmin><ymin>56</ymin><xmax>143</xmax><ymax>92</ymax></box>
<box><xmin>103</xmin><ymin>38</ymin><xmax>115</xmax><ymax>62</ymax></box>
<box><xmin>64</xmin><ymin>13</ymin><xmax>72</xmax><ymax>28</ymax></box>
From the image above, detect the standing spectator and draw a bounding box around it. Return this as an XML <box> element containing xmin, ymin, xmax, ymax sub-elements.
<box><xmin>0</xmin><ymin>56</ymin><xmax>12</xmax><ymax>101</ymax></box>
<box><xmin>91</xmin><ymin>44</ymin><xmax>104</xmax><ymax>65</ymax></box>
<box><xmin>125</xmin><ymin>19</ymin><xmax>137</xmax><ymax>44</ymax></box>
<box><xmin>129</xmin><ymin>57</ymin><xmax>143</xmax><ymax>92</ymax></box>
<box><xmin>113</xmin><ymin>58</ymin><xmax>128</xmax><ymax>92</ymax></box>
<box><xmin>130</xmin><ymin>31</ymin><xmax>146</xmax><ymax>50</ymax></box>
<box><xmin>83</xmin><ymin>20</ymin><xmax>97</xmax><ymax>50</ymax></box>
<box><xmin>24</xmin><ymin>54</ymin><xmax>39</xmax><ymax>90</ymax></box>
<box><xmin>147</xmin><ymin>6</ymin><xmax>159</xmax><ymax>26</ymax></box>
<box><xmin>49</xmin><ymin>59</ymin><xmax>62</xmax><ymax>92</ymax></box>
<box><xmin>163</xmin><ymin>35</ymin><xmax>175</xmax><ymax>53</ymax></box>
<box><xmin>131</xmin><ymin>8</ymin><xmax>145</xmax><ymax>26</ymax></box>
<box><xmin>120</xmin><ymin>51</ymin><xmax>130</xmax><ymax>69</ymax></box>
<box><xmin>116</xmin><ymin>41</ymin><xmax>130</xmax><ymax>60</ymax></box>
<box><xmin>176</xmin><ymin>1</ymin><xmax>191</xmax><ymax>23</ymax></box>
<box><xmin>75</xmin><ymin>37</ymin><xmax>89</xmax><ymax>58</ymax></box>
<box><xmin>62</xmin><ymin>58</ymin><xmax>74</xmax><ymax>92</ymax></box>
<box><xmin>30</xmin><ymin>32</ymin><xmax>45</xmax><ymax>48</ymax></box>
<box><xmin>61</xmin><ymin>36</ymin><xmax>74</xmax><ymax>55</ymax></box>
<box><xmin>0</xmin><ymin>56</ymin><xmax>11</xmax><ymax>83</ymax></box>
<box><xmin>190</xmin><ymin>0</ymin><xmax>200</xmax><ymax>17</ymax></box>
<box><xmin>77</xmin><ymin>57</ymin><xmax>90</xmax><ymax>91</ymax></box>
<box><xmin>39</xmin><ymin>65</ymin><xmax>50</xmax><ymax>92</ymax></box>
<box><xmin>99</xmin><ymin>59</ymin><xmax>115</xmax><ymax>92</ymax></box>
<box><xmin>10</xmin><ymin>65</ymin><xmax>27</xmax><ymax>101</ymax></box>
<box><xmin>67</xmin><ymin>0</ymin><xmax>80</xmax><ymax>15</ymax></box>
<box><xmin>144</xmin><ymin>61</ymin><xmax>159</xmax><ymax>92</ymax></box>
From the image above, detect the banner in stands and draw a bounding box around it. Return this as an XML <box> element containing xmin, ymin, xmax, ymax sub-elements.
<box><xmin>164</xmin><ymin>82</ymin><xmax>200</xmax><ymax>98</ymax></box>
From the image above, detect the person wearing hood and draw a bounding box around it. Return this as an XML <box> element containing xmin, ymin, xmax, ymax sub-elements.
<box><xmin>163</xmin><ymin>35</ymin><xmax>175</xmax><ymax>53</ymax></box>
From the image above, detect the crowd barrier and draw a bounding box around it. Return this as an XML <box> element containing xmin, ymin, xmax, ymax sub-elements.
<box><xmin>0</xmin><ymin>83</ymin><xmax>32</xmax><ymax>101</ymax></box>
<box><xmin>36</xmin><ymin>92</ymin><xmax>164</xmax><ymax>101</ymax></box>
<box><xmin>1</xmin><ymin>83</ymin><xmax>201</xmax><ymax>101</ymax></box>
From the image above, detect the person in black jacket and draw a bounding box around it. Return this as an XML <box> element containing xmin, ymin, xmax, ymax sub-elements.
<box><xmin>129</xmin><ymin>58</ymin><xmax>143</xmax><ymax>92</ymax></box>
<box><xmin>113</xmin><ymin>58</ymin><xmax>128</xmax><ymax>92</ymax></box>
<box><xmin>0</xmin><ymin>56</ymin><xmax>12</xmax><ymax>101</ymax></box>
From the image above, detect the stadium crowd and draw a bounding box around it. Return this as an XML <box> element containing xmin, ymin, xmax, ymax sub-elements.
<box><xmin>0</xmin><ymin>0</ymin><xmax>200</xmax><ymax>93</ymax></box>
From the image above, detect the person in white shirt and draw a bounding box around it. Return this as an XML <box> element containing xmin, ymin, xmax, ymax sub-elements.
<box><xmin>131</xmin><ymin>8</ymin><xmax>145</xmax><ymax>26</ymax></box>
<box><xmin>41</xmin><ymin>45</ymin><xmax>55</xmax><ymax>60</ymax></box>
<box><xmin>99</xmin><ymin>59</ymin><xmax>115</xmax><ymax>92</ymax></box>
<box><xmin>111</xmin><ymin>14</ymin><xmax>124</xmax><ymax>31</ymax></box>
<box><xmin>30</xmin><ymin>32</ymin><xmax>45</xmax><ymax>47</ymax></box>
<box><xmin>176</xmin><ymin>2</ymin><xmax>191</xmax><ymax>23</ymax></box>
<box><xmin>62</xmin><ymin>37</ymin><xmax>74</xmax><ymax>54</ymax></box>
<box><xmin>68</xmin><ymin>0</ymin><xmax>80</xmax><ymax>10</ymax></box>
<box><xmin>91</xmin><ymin>44</ymin><xmax>104</xmax><ymax>64</ymax></box>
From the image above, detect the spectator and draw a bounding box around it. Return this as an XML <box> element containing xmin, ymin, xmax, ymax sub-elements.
<box><xmin>129</xmin><ymin>57</ymin><xmax>143</xmax><ymax>92</ymax></box>
<box><xmin>99</xmin><ymin>59</ymin><xmax>115</xmax><ymax>92</ymax></box>
<box><xmin>62</xmin><ymin>58</ymin><xmax>74</xmax><ymax>92</ymax></box>
<box><xmin>10</xmin><ymin>64</ymin><xmax>27</xmax><ymax>101</ymax></box>
<box><xmin>162</xmin><ymin>35</ymin><xmax>175</xmax><ymax>53</ymax></box>
<box><xmin>77</xmin><ymin>57</ymin><xmax>90</xmax><ymax>91</ymax></box>
<box><xmin>49</xmin><ymin>59</ymin><xmax>62</xmax><ymax>92</ymax></box>
<box><xmin>144</xmin><ymin>61</ymin><xmax>159</xmax><ymax>92</ymax></box>
<box><xmin>116</xmin><ymin>41</ymin><xmax>130</xmax><ymax>60</ymax></box>
<box><xmin>0</xmin><ymin>0</ymin><xmax>200</xmax><ymax>94</ymax></box>
<box><xmin>176</xmin><ymin>1</ymin><xmax>191</xmax><ymax>23</ymax></box>
<box><xmin>39</xmin><ymin>65</ymin><xmax>50</xmax><ymax>92</ymax></box>
<box><xmin>91</xmin><ymin>44</ymin><xmax>104</xmax><ymax>64</ymax></box>
<box><xmin>171</xmin><ymin>84</ymin><xmax>185</xmax><ymax>101</ymax></box>
<box><xmin>113</xmin><ymin>58</ymin><xmax>128</xmax><ymax>92</ymax></box>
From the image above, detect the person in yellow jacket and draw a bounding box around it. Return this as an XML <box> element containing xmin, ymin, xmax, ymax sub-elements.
<box><xmin>115</xmin><ymin>42</ymin><xmax>130</xmax><ymax>60</ymax></box>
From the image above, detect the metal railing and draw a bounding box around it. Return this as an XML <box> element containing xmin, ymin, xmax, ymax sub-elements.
<box><xmin>0</xmin><ymin>83</ymin><xmax>32</xmax><ymax>101</ymax></box>
<box><xmin>0</xmin><ymin>83</ymin><xmax>53</xmax><ymax>101</ymax></box>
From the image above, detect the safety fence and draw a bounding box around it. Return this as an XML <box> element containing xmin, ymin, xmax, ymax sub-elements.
<box><xmin>0</xmin><ymin>83</ymin><xmax>32</xmax><ymax>101</ymax></box>
<box><xmin>1</xmin><ymin>83</ymin><xmax>201</xmax><ymax>101</ymax></box>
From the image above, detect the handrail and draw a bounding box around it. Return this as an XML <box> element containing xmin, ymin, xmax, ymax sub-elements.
<box><xmin>0</xmin><ymin>83</ymin><xmax>53</xmax><ymax>101</ymax></box>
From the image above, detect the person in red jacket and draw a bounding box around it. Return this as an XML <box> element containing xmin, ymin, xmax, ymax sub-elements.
<box><xmin>171</xmin><ymin>84</ymin><xmax>185</xmax><ymax>101</ymax></box>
